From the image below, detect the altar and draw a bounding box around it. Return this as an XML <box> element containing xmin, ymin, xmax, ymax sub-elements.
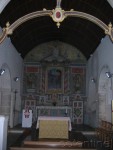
<box><xmin>36</xmin><ymin>106</ymin><xmax>72</xmax><ymax>120</ymax></box>
<box><xmin>37</xmin><ymin>116</ymin><xmax>71</xmax><ymax>139</ymax></box>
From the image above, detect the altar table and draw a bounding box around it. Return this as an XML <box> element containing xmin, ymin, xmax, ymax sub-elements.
<box><xmin>36</xmin><ymin>106</ymin><xmax>72</xmax><ymax>120</ymax></box>
<box><xmin>36</xmin><ymin>116</ymin><xmax>72</xmax><ymax>139</ymax></box>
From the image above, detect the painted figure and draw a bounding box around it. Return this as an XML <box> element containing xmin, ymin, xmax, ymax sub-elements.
<box><xmin>48</xmin><ymin>68</ymin><xmax>62</xmax><ymax>89</ymax></box>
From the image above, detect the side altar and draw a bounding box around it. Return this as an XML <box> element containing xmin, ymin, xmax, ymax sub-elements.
<box><xmin>36</xmin><ymin>106</ymin><xmax>72</xmax><ymax>121</ymax></box>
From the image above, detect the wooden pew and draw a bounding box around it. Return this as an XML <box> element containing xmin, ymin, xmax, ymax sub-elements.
<box><xmin>96</xmin><ymin>120</ymin><xmax>113</xmax><ymax>149</ymax></box>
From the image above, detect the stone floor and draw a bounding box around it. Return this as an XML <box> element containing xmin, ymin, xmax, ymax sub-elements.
<box><xmin>7</xmin><ymin>123</ymin><xmax>112</xmax><ymax>150</ymax></box>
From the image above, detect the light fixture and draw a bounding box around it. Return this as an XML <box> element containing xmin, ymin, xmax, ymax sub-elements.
<box><xmin>0</xmin><ymin>69</ymin><xmax>5</xmax><ymax>75</ymax></box>
<box><xmin>91</xmin><ymin>78</ymin><xmax>95</xmax><ymax>83</ymax></box>
<box><xmin>14</xmin><ymin>77</ymin><xmax>19</xmax><ymax>81</ymax></box>
<box><xmin>105</xmin><ymin>72</ymin><xmax>113</xmax><ymax>78</ymax></box>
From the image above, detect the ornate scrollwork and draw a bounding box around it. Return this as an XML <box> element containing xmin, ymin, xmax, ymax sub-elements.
<box><xmin>0</xmin><ymin>0</ymin><xmax>113</xmax><ymax>43</ymax></box>
<box><xmin>105</xmin><ymin>22</ymin><xmax>113</xmax><ymax>42</ymax></box>
<box><xmin>0</xmin><ymin>21</ymin><xmax>13</xmax><ymax>44</ymax></box>
<box><xmin>51</xmin><ymin>8</ymin><xmax>65</xmax><ymax>28</ymax></box>
<box><xmin>5</xmin><ymin>22</ymin><xmax>13</xmax><ymax>35</ymax></box>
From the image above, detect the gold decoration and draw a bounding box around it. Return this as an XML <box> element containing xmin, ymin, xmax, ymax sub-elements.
<box><xmin>43</xmin><ymin>8</ymin><xmax>47</xmax><ymax>11</ymax></box>
<box><xmin>51</xmin><ymin>8</ymin><xmax>66</xmax><ymax>28</ymax></box>
<box><xmin>105</xmin><ymin>22</ymin><xmax>113</xmax><ymax>41</ymax></box>
<box><xmin>57</xmin><ymin>22</ymin><xmax>60</xmax><ymax>28</ymax></box>
<box><xmin>70</xmin><ymin>9</ymin><xmax>74</xmax><ymax>11</ymax></box>
<box><xmin>5</xmin><ymin>22</ymin><xmax>13</xmax><ymax>35</ymax></box>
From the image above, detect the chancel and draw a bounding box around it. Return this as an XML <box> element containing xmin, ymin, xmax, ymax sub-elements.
<box><xmin>0</xmin><ymin>0</ymin><xmax>113</xmax><ymax>150</ymax></box>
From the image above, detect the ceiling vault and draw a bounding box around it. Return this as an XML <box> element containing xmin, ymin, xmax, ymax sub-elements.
<box><xmin>0</xmin><ymin>0</ymin><xmax>113</xmax><ymax>59</ymax></box>
<box><xmin>0</xmin><ymin>0</ymin><xmax>113</xmax><ymax>44</ymax></box>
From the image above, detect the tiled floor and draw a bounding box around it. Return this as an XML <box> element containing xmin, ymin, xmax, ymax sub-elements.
<box><xmin>7</xmin><ymin>124</ymin><xmax>112</xmax><ymax>150</ymax></box>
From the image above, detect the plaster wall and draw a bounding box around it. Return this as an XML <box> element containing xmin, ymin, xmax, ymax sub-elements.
<box><xmin>107</xmin><ymin>0</ymin><xmax>113</xmax><ymax>8</ymax></box>
<box><xmin>0</xmin><ymin>0</ymin><xmax>10</xmax><ymax>13</ymax></box>
<box><xmin>0</xmin><ymin>27</ymin><xmax>23</xmax><ymax>127</ymax></box>
<box><xmin>86</xmin><ymin>36</ymin><xmax>113</xmax><ymax>127</ymax></box>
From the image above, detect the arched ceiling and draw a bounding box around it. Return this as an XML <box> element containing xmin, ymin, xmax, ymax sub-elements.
<box><xmin>0</xmin><ymin>0</ymin><xmax>113</xmax><ymax>60</ymax></box>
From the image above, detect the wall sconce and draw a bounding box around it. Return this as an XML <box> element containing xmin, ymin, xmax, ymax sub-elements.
<box><xmin>14</xmin><ymin>77</ymin><xmax>19</xmax><ymax>81</ymax></box>
<box><xmin>105</xmin><ymin>72</ymin><xmax>113</xmax><ymax>78</ymax></box>
<box><xmin>0</xmin><ymin>69</ymin><xmax>5</xmax><ymax>76</ymax></box>
<box><xmin>91</xmin><ymin>78</ymin><xmax>95</xmax><ymax>83</ymax></box>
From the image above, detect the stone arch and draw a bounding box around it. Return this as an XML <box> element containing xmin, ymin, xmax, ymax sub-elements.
<box><xmin>98</xmin><ymin>66</ymin><xmax>112</xmax><ymax>123</ymax></box>
<box><xmin>0</xmin><ymin>1</ymin><xmax>113</xmax><ymax>43</ymax></box>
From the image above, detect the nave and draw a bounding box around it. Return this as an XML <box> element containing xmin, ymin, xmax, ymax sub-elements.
<box><xmin>7</xmin><ymin>123</ymin><xmax>111</xmax><ymax>150</ymax></box>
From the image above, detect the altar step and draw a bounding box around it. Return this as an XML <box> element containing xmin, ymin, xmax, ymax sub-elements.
<box><xmin>10</xmin><ymin>140</ymin><xmax>96</xmax><ymax>150</ymax></box>
<box><xmin>8</xmin><ymin>124</ymin><xmax>96</xmax><ymax>150</ymax></box>
<box><xmin>10</xmin><ymin>148</ymin><xmax>96</xmax><ymax>150</ymax></box>
<box><xmin>24</xmin><ymin>140</ymin><xmax>82</xmax><ymax>148</ymax></box>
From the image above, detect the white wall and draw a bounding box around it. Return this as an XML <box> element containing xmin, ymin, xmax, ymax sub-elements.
<box><xmin>0</xmin><ymin>0</ymin><xmax>10</xmax><ymax>13</ymax></box>
<box><xmin>0</xmin><ymin>27</ymin><xmax>23</xmax><ymax>127</ymax></box>
<box><xmin>107</xmin><ymin>0</ymin><xmax>113</xmax><ymax>8</ymax></box>
<box><xmin>86</xmin><ymin>35</ymin><xmax>113</xmax><ymax>127</ymax></box>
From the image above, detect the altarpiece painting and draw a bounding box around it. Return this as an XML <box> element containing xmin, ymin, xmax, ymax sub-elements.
<box><xmin>46</xmin><ymin>67</ymin><xmax>63</xmax><ymax>93</ymax></box>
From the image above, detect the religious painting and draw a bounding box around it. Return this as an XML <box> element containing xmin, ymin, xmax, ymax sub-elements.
<box><xmin>71</xmin><ymin>66</ymin><xmax>86</xmax><ymax>94</ymax></box>
<box><xmin>63</xmin><ymin>96</ymin><xmax>69</xmax><ymax>106</ymax></box>
<box><xmin>46</xmin><ymin>67</ymin><xmax>63</xmax><ymax>93</ymax></box>
<box><xmin>26</xmin><ymin>73</ymin><xmax>37</xmax><ymax>92</ymax></box>
<box><xmin>39</xmin><ymin>96</ymin><xmax>46</xmax><ymax>105</ymax></box>
<box><xmin>73</xmin><ymin>74</ymin><xmax>82</xmax><ymax>91</ymax></box>
<box><xmin>24</xmin><ymin>65</ymin><xmax>40</xmax><ymax>93</ymax></box>
<box><xmin>48</xmin><ymin>68</ymin><xmax>62</xmax><ymax>89</ymax></box>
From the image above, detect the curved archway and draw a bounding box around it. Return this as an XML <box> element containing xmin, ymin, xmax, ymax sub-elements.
<box><xmin>0</xmin><ymin>1</ymin><xmax>113</xmax><ymax>43</ymax></box>
<box><xmin>98</xmin><ymin>66</ymin><xmax>112</xmax><ymax>123</ymax></box>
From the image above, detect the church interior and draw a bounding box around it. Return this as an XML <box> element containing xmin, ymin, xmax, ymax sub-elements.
<box><xmin>0</xmin><ymin>0</ymin><xmax>113</xmax><ymax>150</ymax></box>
